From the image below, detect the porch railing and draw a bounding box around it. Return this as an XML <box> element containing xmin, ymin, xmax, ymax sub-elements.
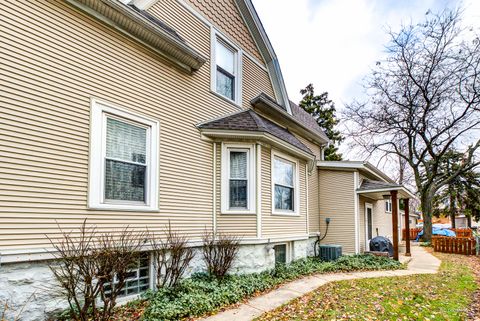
<box><xmin>432</xmin><ymin>236</ymin><xmax>477</xmax><ymax>255</ymax></box>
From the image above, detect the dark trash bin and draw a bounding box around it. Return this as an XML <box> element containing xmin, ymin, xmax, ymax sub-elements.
<box><xmin>369</xmin><ymin>236</ymin><xmax>394</xmax><ymax>257</ymax></box>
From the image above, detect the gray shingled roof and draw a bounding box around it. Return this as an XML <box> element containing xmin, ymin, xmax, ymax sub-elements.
<box><xmin>198</xmin><ymin>110</ymin><xmax>313</xmax><ymax>155</ymax></box>
<box><xmin>358</xmin><ymin>179</ymin><xmax>402</xmax><ymax>191</ymax></box>
<box><xmin>289</xmin><ymin>101</ymin><xmax>330</xmax><ymax>142</ymax></box>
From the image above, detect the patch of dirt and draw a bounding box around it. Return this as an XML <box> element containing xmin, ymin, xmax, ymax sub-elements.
<box><xmin>466</xmin><ymin>255</ymin><xmax>480</xmax><ymax>321</ymax></box>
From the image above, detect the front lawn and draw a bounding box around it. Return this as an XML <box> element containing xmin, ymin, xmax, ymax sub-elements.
<box><xmin>257</xmin><ymin>252</ymin><xmax>479</xmax><ymax>321</ymax></box>
<box><xmin>114</xmin><ymin>255</ymin><xmax>403</xmax><ymax>320</ymax></box>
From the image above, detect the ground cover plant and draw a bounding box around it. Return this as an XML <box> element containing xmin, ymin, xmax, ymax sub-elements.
<box><xmin>257</xmin><ymin>253</ymin><xmax>479</xmax><ymax>321</ymax></box>
<box><xmin>114</xmin><ymin>254</ymin><xmax>403</xmax><ymax>320</ymax></box>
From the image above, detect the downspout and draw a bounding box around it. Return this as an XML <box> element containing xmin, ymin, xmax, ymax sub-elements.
<box><xmin>353</xmin><ymin>171</ymin><xmax>360</xmax><ymax>254</ymax></box>
<box><xmin>213</xmin><ymin>142</ymin><xmax>217</xmax><ymax>235</ymax></box>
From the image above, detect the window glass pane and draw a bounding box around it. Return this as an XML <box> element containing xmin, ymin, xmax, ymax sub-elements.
<box><xmin>229</xmin><ymin>179</ymin><xmax>247</xmax><ymax>208</ymax></box>
<box><xmin>216</xmin><ymin>40</ymin><xmax>235</xmax><ymax>74</ymax></box>
<box><xmin>216</xmin><ymin>69</ymin><xmax>234</xmax><ymax>100</ymax></box>
<box><xmin>106</xmin><ymin>117</ymin><xmax>146</xmax><ymax>164</ymax></box>
<box><xmin>274</xmin><ymin>185</ymin><xmax>293</xmax><ymax>210</ymax></box>
<box><xmin>230</xmin><ymin>151</ymin><xmax>247</xmax><ymax>179</ymax></box>
<box><xmin>105</xmin><ymin>160</ymin><xmax>145</xmax><ymax>202</ymax></box>
<box><xmin>274</xmin><ymin>157</ymin><xmax>294</xmax><ymax>187</ymax></box>
<box><xmin>274</xmin><ymin>244</ymin><xmax>287</xmax><ymax>265</ymax></box>
<box><xmin>105</xmin><ymin>253</ymin><xmax>150</xmax><ymax>298</ymax></box>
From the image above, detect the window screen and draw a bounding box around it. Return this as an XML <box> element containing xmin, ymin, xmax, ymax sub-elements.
<box><xmin>105</xmin><ymin>117</ymin><xmax>147</xmax><ymax>202</ymax></box>
<box><xmin>229</xmin><ymin>151</ymin><xmax>248</xmax><ymax>208</ymax></box>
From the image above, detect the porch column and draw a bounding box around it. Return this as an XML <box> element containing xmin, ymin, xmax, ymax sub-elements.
<box><xmin>391</xmin><ymin>190</ymin><xmax>399</xmax><ymax>260</ymax></box>
<box><xmin>404</xmin><ymin>198</ymin><xmax>411</xmax><ymax>256</ymax></box>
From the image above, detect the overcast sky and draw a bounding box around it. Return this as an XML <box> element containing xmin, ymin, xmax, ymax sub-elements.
<box><xmin>252</xmin><ymin>0</ymin><xmax>480</xmax><ymax>106</ymax></box>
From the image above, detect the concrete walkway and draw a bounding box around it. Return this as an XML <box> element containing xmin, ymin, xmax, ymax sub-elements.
<box><xmin>202</xmin><ymin>246</ymin><xmax>441</xmax><ymax>321</ymax></box>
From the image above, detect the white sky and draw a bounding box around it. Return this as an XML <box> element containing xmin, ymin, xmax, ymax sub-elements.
<box><xmin>252</xmin><ymin>0</ymin><xmax>480</xmax><ymax>104</ymax></box>
<box><xmin>252</xmin><ymin>0</ymin><xmax>480</xmax><ymax>163</ymax></box>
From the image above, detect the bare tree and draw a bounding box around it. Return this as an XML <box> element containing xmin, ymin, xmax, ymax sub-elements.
<box><xmin>345</xmin><ymin>9</ymin><xmax>480</xmax><ymax>240</ymax></box>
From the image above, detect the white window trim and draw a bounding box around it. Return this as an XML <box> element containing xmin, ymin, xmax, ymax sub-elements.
<box><xmin>365</xmin><ymin>202</ymin><xmax>373</xmax><ymax>251</ymax></box>
<box><xmin>221</xmin><ymin>143</ymin><xmax>256</xmax><ymax>214</ymax></box>
<box><xmin>210</xmin><ymin>27</ymin><xmax>243</xmax><ymax>107</ymax></box>
<box><xmin>88</xmin><ymin>98</ymin><xmax>159</xmax><ymax>211</ymax></box>
<box><xmin>271</xmin><ymin>150</ymin><xmax>300</xmax><ymax>216</ymax></box>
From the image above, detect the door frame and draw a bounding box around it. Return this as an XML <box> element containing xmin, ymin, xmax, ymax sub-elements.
<box><xmin>365</xmin><ymin>202</ymin><xmax>374</xmax><ymax>251</ymax></box>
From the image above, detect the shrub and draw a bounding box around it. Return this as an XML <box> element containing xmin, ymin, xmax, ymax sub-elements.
<box><xmin>48</xmin><ymin>220</ymin><xmax>147</xmax><ymax>321</ymax></box>
<box><xmin>151</xmin><ymin>222</ymin><xmax>194</xmax><ymax>288</ymax></box>
<box><xmin>142</xmin><ymin>254</ymin><xmax>402</xmax><ymax>320</ymax></box>
<box><xmin>202</xmin><ymin>230</ymin><xmax>240</xmax><ymax>278</ymax></box>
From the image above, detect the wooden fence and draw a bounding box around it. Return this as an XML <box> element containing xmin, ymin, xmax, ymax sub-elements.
<box><xmin>402</xmin><ymin>228</ymin><xmax>473</xmax><ymax>240</ymax></box>
<box><xmin>432</xmin><ymin>236</ymin><xmax>477</xmax><ymax>255</ymax></box>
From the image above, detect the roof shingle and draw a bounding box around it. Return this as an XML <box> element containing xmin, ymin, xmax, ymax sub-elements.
<box><xmin>198</xmin><ymin>110</ymin><xmax>313</xmax><ymax>155</ymax></box>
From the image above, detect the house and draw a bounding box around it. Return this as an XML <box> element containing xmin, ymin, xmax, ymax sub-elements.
<box><xmin>0</xmin><ymin>0</ymin><xmax>414</xmax><ymax>319</ymax></box>
<box><xmin>317</xmin><ymin>161</ymin><xmax>416</xmax><ymax>254</ymax></box>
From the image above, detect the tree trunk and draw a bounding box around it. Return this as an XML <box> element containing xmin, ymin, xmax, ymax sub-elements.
<box><xmin>449</xmin><ymin>185</ymin><xmax>456</xmax><ymax>228</ymax></box>
<box><xmin>421</xmin><ymin>193</ymin><xmax>433</xmax><ymax>241</ymax></box>
<box><xmin>467</xmin><ymin>215</ymin><xmax>472</xmax><ymax>228</ymax></box>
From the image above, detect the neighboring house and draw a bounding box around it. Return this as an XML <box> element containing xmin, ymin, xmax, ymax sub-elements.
<box><xmin>0</xmin><ymin>0</ymin><xmax>414</xmax><ymax>319</ymax></box>
<box><xmin>317</xmin><ymin>161</ymin><xmax>415</xmax><ymax>253</ymax></box>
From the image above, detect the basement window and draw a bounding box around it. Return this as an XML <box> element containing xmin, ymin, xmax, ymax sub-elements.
<box><xmin>104</xmin><ymin>253</ymin><xmax>151</xmax><ymax>298</ymax></box>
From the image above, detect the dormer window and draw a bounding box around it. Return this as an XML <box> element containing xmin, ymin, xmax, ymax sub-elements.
<box><xmin>211</xmin><ymin>31</ymin><xmax>242</xmax><ymax>105</ymax></box>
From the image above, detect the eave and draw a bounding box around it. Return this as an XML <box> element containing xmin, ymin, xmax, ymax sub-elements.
<box><xmin>64</xmin><ymin>0</ymin><xmax>207</xmax><ymax>73</ymax></box>
<box><xmin>251</xmin><ymin>94</ymin><xmax>330</xmax><ymax>146</ymax></box>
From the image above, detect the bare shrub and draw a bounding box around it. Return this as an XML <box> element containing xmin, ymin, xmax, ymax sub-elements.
<box><xmin>150</xmin><ymin>222</ymin><xmax>194</xmax><ymax>288</ymax></box>
<box><xmin>47</xmin><ymin>220</ymin><xmax>147</xmax><ymax>321</ymax></box>
<box><xmin>202</xmin><ymin>230</ymin><xmax>240</xmax><ymax>278</ymax></box>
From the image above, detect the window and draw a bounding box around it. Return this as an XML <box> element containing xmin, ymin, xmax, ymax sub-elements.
<box><xmin>104</xmin><ymin>253</ymin><xmax>151</xmax><ymax>298</ymax></box>
<box><xmin>385</xmin><ymin>199</ymin><xmax>392</xmax><ymax>213</ymax></box>
<box><xmin>274</xmin><ymin>244</ymin><xmax>287</xmax><ymax>265</ymax></box>
<box><xmin>89</xmin><ymin>99</ymin><xmax>159</xmax><ymax>211</ymax></box>
<box><xmin>211</xmin><ymin>31</ymin><xmax>242</xmax><ymax>105</ymax></box>
<box><xmin>272</xmin><ymin>152</ymin><xmax>299</xmax><ymax>215</ymax></box>
<box><xmin>221</xmin><ymin>144</ymin><xmax>255</xmax><ymax>214</ymax></box>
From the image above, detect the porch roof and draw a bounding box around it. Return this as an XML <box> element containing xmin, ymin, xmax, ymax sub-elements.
<box><xmin>357</xmin><ymin>179</ymin><xmax>416</xmax><ymax>200</ymax></box>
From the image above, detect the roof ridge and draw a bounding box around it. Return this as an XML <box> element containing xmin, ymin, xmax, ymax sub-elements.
<box><xmin>247</xmin><ymin>109</ymin><xmax>267</xmax><ymax>131</ymax></box>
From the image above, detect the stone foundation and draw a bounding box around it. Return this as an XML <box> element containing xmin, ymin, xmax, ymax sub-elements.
<box><xmin>0</xmin><ymin>241</ymin><xmax>310</xmax><ymax>320</ymax></box>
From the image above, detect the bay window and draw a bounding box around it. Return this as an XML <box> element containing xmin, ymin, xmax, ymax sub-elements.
<box><xmin>89</xmin><ymin>99</ymin><xmax>159</xmax><ymax>211</ymax></box>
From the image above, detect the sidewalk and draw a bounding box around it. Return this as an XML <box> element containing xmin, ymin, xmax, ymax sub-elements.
<box><xmin>201</xmin><ymin>246</ymin><xmax>441</xmax><ymax>321</ymax></box>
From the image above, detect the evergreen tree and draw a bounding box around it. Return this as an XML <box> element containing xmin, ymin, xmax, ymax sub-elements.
<box><xmin>299</xmin><ymin>84</ymin><xmax>343</xmax><ymax>161</ymax></box>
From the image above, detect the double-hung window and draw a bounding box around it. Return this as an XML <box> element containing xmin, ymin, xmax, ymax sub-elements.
<box><xmin>221</xmin><ymin>144</ymin><xmax>255</xmax><ymax>214</ymax></box>
<box><xmin>89</xmin><ymin>99</ymin><xmax>159</xmax><ymax>211</ymax></box>
<box><xmin>212</xmin><ymin>32</ymin><xmax>242</xmax><ymax>105</ymax></box>
<box><xmin>272</xmin><ymin>152</ymin><xmax>299</xmax><ymax>215</ymax></box>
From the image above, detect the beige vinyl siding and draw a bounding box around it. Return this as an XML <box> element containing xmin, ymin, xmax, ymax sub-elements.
<box><xmin>183</xmin><ymin>0</ymin><xmax>265</xmax><ymax>62</ymax></box>
<box><xmin>0</xmin><ymin>0</ymin><xmax>274</xmax><ymax>252</ymax></box>
<box><xmin>149</xmin><ymin>0</ymin><xmax>275</xmax><ymax>109</ymax></box>
<box><xmin>215</xmin><ymin>143</ymin><xmax>257</xmax><ymax>237</ymax></box>
<box><xmin>318</xmin><ymin>169</ymin><xmax>356</xmax><ymax>254</ymax></box>
<box><xmin>261</xmin><ymin>147</ymin><xmax>308</xmax><ymax>237</ymax></box>
<box><xmin>295</xmin><ymin>135</ymin><xmax>321</xmax><ymax>233</ymax></box>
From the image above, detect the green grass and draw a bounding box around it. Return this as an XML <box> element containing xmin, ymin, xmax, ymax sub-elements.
<box><xmin>257</xmin><ymin>253</ymin><xmax>477</xmax><ymax>321</ymax></box>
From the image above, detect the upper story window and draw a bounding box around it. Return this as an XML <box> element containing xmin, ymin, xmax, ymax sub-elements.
<box><xmin>211</xmin><ymin>31</ymin><xmax>242</xmax><ymax>105</ymax></box>
<box><xmin>272</xmin><ymin>151</ymin><xmax>299</xmax><ymax>215</ymax></box>
<box><xmin>89</xmin><ymin>99</ymin><xmax>159</xmax><ymax>211</ymax></box>
<box><xmin>221</xmin><ymin>143</ymin><xmax>255</xmax><ymax>214</ymax></box>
